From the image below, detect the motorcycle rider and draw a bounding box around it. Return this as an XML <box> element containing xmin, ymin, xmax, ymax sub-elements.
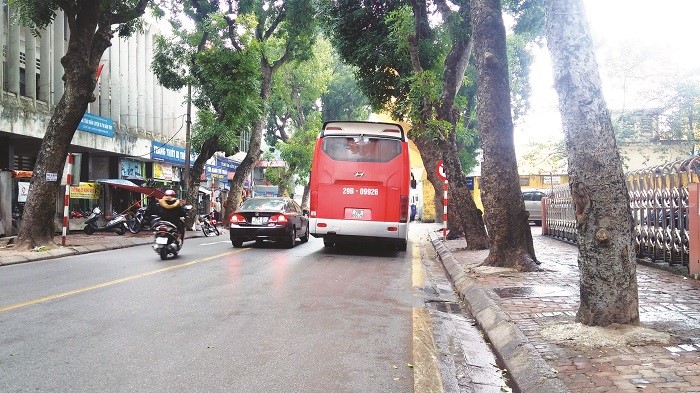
<box><xmin>153</xmin><ymin>190</ymin><xmax>188</xmax><ymax>245</ymax></box>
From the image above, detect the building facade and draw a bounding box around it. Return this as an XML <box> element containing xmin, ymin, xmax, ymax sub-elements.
<box><xmin>0</xmin><ymin>7</ymin><xmax>232</xmax><ymax>236</ymax></box>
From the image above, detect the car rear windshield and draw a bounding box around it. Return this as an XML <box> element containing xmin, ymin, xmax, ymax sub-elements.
<box><xmin>240</xmin><ymin>198</ymin><xmax>286</xmax><ymax>211</ymax></box>
<box><xmin>321</xmin><ymin>136</ymin><xmax>401</xmax><ymax>163</ymax></box>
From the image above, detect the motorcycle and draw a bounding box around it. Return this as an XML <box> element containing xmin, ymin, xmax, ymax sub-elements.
<box><xmin>83</xmin><ymin>206</ymin><xmax>128</xmax><ymax>235</ymax></box>
<box><xmin>152</xmin><ymin>219</ymin><xmax>182</xmax><ymax>260</ymax></box>
<box><xmin>199</xmin><ymin>212</ymin><xmax>220</xmax><ymax>237</ymax></box>
<box><xmin>152</xmin><ymin>205</ymin><xmax>192</xmax><ymax>260</ymax></box>
<box><xmin>127</xmin><ymin>206</ymin><xmax>158</xmax><ymax>234</ymax></box>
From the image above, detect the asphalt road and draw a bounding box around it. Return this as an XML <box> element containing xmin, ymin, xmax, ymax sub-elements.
<box><xmin>0</xmin><ymin>224</ymin><xmax>508</xmax><ymax>392</ymax></box>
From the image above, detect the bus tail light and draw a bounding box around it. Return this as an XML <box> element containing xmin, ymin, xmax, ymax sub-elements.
<box><xmin>400</xmin><ymin>196</ymin><xmax>409</xmax><ymax>222</ymax></box>
<box><xmin>310</xmin><ymin>191</ymin><xmax>318</xmax><ymax>217</ymax></box>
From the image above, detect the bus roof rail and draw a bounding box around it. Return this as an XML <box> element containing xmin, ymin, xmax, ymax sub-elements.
<box><xmin>321</xmin><ymin>121</ymin><xmax>406</xmax><ymax>141</ymax></box>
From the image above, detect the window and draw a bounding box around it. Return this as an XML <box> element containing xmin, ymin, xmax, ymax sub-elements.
<box><xmin>322</xmin><ymin>136</ymin><xmax>401</xmax><ymax>163</ymax></box>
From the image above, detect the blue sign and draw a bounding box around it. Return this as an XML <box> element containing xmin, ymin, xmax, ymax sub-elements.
<box><xmin>151</xmin><ymin>141</ymin><xmax>198</xmax><ymax>166</ymax></box>
<box><xmin>77</xmin><ymin>113</ymin><xmax>114</xmax><ymax>137</ymax></box>
<box><xmin>466</xmin><ymin>176</ymin><xmax>474</xmax><ymax>190</ymax></box>
<box><xmin>216</xmin><ymin>156</ymin><xmax>240</xmax><ymax>171</ymax></box>
<box><xmin>205</xmin><ymin>164</ymin><xmax>228</xmax><ymax>177</ymax></box>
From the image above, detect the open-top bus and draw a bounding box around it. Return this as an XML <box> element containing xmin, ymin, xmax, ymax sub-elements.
<box><xmin>308</xmin><ymin>121</ymin><xmax>411</xmax><ymax>251</ymax></box>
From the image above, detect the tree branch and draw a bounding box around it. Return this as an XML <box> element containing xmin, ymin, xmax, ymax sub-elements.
<box><xmin>110</xmin><ymin>0</ymin><xmax>150</xmax><ymax>25</ymax></box>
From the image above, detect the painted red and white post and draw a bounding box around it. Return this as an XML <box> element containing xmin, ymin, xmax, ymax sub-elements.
<box><xmin>443</xmin><ymin>179</ymin><xmax>448</xmax><ymax>241</ymax></box>
<box><xmin>62</xmin><ymin>154</ymin><xmax>74</xmax><ymax>246</ymax></box>
<box><xmin>435</xmin><ymin>160</ymin><xmax>448</xmax><ymax>241</ymax></box>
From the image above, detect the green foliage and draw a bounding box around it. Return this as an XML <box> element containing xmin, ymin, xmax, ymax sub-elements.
<box><xmin>321</xmin><ymin>54</ymin><xmax>370</xmax><ymax>122</ymax></box>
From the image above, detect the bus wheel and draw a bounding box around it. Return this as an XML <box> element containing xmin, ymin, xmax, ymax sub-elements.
<box><xmin>323</xmin><ymin>238</ymin><xmax>335</xmax><ymax>247</ymax></box>
<box><xmin>396</xmin><ymin>239</ymin><xmax>407</xmax><ymax>251</ymax></box>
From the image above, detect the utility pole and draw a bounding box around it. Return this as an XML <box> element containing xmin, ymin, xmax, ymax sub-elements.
<box><xmin>183</xmin><ymin>83</ymin><xmax>191</xmax><ymax>199</ymax></box>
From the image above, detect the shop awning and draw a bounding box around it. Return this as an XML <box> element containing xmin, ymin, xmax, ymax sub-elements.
<box><xmin>97</xmin><ymin>179</ymin><xmax>165</xmax><ymax>198</ymax></box>
<box><xmin>11</xmin><ymin>170</ymin><xmax>32</xmax><ymax>178</ymax></box>
<box><xmin>198</xmin><ymin>186</ymin><xmax>212</xmax><ymax>195</ymax></box>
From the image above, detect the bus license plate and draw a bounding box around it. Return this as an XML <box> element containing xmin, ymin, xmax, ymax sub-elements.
<box><xmin>252</xmin><ymin>217</ymin><xmax>267</xmax><ymax>225</ymax></box>
<box><xmin>352</xmin><ymin>209</ymin><xmax>364</xmax><ymax>219</ymax></box>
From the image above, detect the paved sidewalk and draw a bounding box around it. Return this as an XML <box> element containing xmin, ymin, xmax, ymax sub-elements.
<box><xmin>0</xmin><ymin>229</ymin><xmax>215</xmax><ymax>266</ymax></box>
<box><xmin>430</xmin><ymin>229</ymin><xmax>700</xmax><ymax>393</ymax></box>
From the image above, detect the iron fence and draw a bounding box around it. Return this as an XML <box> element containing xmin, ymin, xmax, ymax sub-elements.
<box><xmin>543</xmin><ymin>156</ymin><xmax>700</xmax><ymax>267</ymax></box>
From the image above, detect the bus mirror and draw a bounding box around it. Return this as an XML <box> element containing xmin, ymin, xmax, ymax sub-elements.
<box><xmin>410</xmin><ymin>179</ymin><xmax>417</xmax><ymax>189</ymax></box>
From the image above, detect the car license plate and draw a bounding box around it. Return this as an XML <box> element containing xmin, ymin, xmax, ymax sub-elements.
<box><xmin>156</xmin><ymin>237</ymin><xmax>168</xmax><ymax>244</ymax></box>
<box><xmin>252</xmin><ymin>216</ymin><xmax>267</xmax><ymax>225</ymax></box>
<box><xmin>352</xmin><ymin>209</ymin><xmax>364</xmax><ymax>219</ymax></box>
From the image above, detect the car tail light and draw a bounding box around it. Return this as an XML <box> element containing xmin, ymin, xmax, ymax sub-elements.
<box><xmin>269</xmin><ymin>214</ymin><xmax>288</xmax><ymax>224</ymax></box>
<box><xmin>230</xmin><ymin>213</ymin><xmax>246</xmax><ymax>224</ymax></box>
<box><xmin>400</xmin><ymin>195</ymin><xmax>409</xmax><ymax>222</ymax></box>
<box><xmin>310</xmin><ymin>191</ymin><xmax>318</xmax><ymax>217</ymax></box>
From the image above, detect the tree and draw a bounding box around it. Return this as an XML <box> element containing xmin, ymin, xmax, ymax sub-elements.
<box><xmin>471</xmin><ymin>0</ymin><xmax>539</xmax><ymax>270</ymax></box>
<box><xmin>14</xmin><ymin>0</ymin><xmax>160</xmax><ymax>250</ymax></box>
<box><xmin>222</xmin><ymin>0</ymin><xmax>319</xmax><ymax>218</ymax></box>
<box><xmin>321</xmin><ymin>58</ymin><xmax>370</xmax><ymax>122</ymax></box>
<box><xmin>545</xmin><ymin>0</ymin><xmax>639</xmax><ymax>326</ymax></box>
<box><xmin>323</xmin><ymin>0</ymin><xmax>491</xmax><ymax>249</ymax></box>
<box><xmin>152</xmin><ymin>1</ymin><xmax>262</xmax><ymax>228</ymax></box>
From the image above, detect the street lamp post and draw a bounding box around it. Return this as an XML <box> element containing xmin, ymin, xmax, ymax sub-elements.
<box><xmin>183</xmin><ymin>83</ymin><xmax>191</xmax><ymax>199</ymax></box>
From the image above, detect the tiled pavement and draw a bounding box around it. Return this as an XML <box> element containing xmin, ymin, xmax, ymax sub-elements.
<box><xmin>431</xmin><ymin>229</ymin><xmax>700</xmax><ymax>393</ymax></box>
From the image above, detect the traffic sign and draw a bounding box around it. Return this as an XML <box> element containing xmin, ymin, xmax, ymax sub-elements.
<box><xmin>436</xmin><ymin>160</ymin><xmax>446</xmax><ymax>180</ymax></box>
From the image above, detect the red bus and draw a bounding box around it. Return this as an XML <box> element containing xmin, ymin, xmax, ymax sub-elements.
<box><xmin>309</xmin><ymin>121</ymin><xmax>411</xmax><ymax>251</ymax></box>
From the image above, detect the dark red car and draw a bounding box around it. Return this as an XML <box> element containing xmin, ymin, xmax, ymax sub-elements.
<box><xmin>229</xmin><ymin>197</ymin><xmax>310</xmax><ymax>248</ymax></box>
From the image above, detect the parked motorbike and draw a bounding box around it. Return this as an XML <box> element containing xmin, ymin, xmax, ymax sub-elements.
<box><xmin>83</xmin><ymin>207</ymin><xmax>128</xmax><ymax>235</ymax></box>
<box><xmin>199</xmin><ymin>212</ymin><xmax>220</xmax><ymax>237</ymax></box>
<box><xmin>127</xmin><ymin>206</ymin><xmax>158</xmax><ymax>234</ymax></box>
<box><xmin>152</xmin><ymin>219</ymin><xmax>182</xmax><ymax>260</ymax></box>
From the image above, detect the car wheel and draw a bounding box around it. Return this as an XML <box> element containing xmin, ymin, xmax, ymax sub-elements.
<box><xmin>299</xmin><ymin>224</ymin><xmax>309</xmax><ymax>243</ymax></box>
<box><xmin>232</xmin><ymin>239</ymin><xmax>243</xmax><ymax>248</ymax></box>
<box><xmin>285</xmin><ymin>227</ymin><xmax>296</xmax><ymax>248</ymax></box>
<box><xmin>323</xmin><ymin>238</ymin><xmax>334</xmax><ymax>247</ymax></box>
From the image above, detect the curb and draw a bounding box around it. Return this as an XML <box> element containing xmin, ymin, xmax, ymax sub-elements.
<box><xmin>428</xmin><ymin>231</ymin><xmax>570</xmax><ymax>393</ymax></box>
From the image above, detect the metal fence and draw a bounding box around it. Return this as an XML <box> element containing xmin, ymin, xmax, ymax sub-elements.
<box><xmin>543</xmin><ymin>156</ymin><xmax>700</xmax><ymax>267</ymax></box>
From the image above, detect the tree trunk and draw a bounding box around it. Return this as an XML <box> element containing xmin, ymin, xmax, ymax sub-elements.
<box><xmin>224</xmin><ymin>60</ymin><xmax>274</xmax><ymax>222</ymax></box>
<box><xmin>412</xmin><ymin>134</ymin><xmax>445</xmax><ymax>224</ymax></box>
<box><xmin>185</xmin><ymin>136</ymin><xmax>220</xmax><ymax>229</ymax></box>
<box><xmin>15</xmin><ymin>3</ymin><xmax>111</xmax><ymax>250</ymax></box>
<box><xmin>471</xmin><ymin>0</ymin><xmax>538</xmax><ymax>271</ymax></box>
<box><xmin>545</xmin><ymin>0</ymin><xmax>639</xmax><ymax>326</ymax></box>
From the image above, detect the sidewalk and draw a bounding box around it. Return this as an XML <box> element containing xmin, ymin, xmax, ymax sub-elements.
<box><xmin>430</xmin><ymin>229</ymin><xmax>700</xmax><ymax>393</ymax></box>
<box><xmin>0</xmin><ymin>229</ymin><xmax>210</xmax><ymax>266</ymax></box>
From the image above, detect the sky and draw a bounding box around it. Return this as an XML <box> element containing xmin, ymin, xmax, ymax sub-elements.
<box><xmin>513</xmin><ymin>0</ymin><xmax>700</xmax><ymax>151</ymax></box>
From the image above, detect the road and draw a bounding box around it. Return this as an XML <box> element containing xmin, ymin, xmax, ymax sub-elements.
<box><xmin>0</xmin><ymin>224</ymin><xmax>508</xmax><ymax>392</ymax></box>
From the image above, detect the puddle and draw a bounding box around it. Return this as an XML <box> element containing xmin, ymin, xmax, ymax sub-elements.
<box><xmin>493</xmin><ymin>285</ymin><xmax>572</xmax><ymax>298</ymax></box>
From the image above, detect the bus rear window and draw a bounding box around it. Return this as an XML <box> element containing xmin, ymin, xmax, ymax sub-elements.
<box><xmin>321</xmin><ymin>136</ymin><xmax>401</xmax><ymax>163</ymax></box>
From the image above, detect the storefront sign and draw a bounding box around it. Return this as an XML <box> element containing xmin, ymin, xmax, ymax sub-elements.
<box><xmin>151</xmin><ymin>141</ymin><xmax>198</xmax><ymax>165</ymax></box>
<box><xmin>216</xmin><ymin>156</ymin><xmax>240</xmax><ymax>171</ymax></box>
<box><xmin>78</xmin><ymin>113</ymin><xmax>114</xmax><ymax>137</ymax></box>
<box><xmin>70</xmin><ymin>182</ymin><xmax>101</xmax><ymax>200</ymax></box>
<box><xmin>18</xmin><ymin>182</ymin><xmax>29</xmax><ymax>202</ymax></box>
<box><xmin>205</xmin><ymin>165</ymin><xmax>228</xmax><ymax>179</ymax></box>
<box><xmin>153</xmin><ymin>162</ymin><xmax>173</xmax><ymax>181</ymax></box>
<box><xmin>120</xmin><ymin>159</ymin><xmax>143</xmax><ymax>178</ymax></box>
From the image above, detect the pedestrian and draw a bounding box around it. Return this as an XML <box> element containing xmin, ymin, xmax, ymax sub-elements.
<box><xmin>410</xmin><ymin>203</ymin><xmax>417</xmax><ymax>222</ymax></box>
<box><xmin>213</xmin><ymin>197</ymin><xmax>222</xmax><ymax>223</ymax></box>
